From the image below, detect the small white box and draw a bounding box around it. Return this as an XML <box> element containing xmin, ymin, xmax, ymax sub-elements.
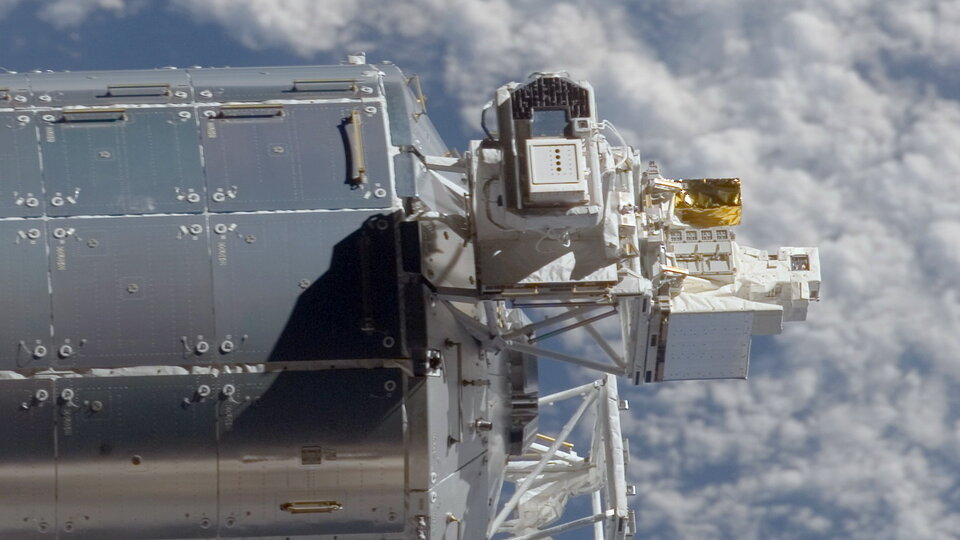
<box><xmin>525</xmin><ymin>138</ymin><xmax>588</xmax><ymax>201</ymax></box>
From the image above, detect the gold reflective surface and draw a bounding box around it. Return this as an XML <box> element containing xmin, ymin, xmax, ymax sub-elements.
<box><xmin>673</xmin><ymin>178</ymin><xmax>742</xmax><ymax>227</ymax></box>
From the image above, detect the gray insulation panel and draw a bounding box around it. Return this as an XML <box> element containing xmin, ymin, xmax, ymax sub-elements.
<box><xmin>0</xmin><ymin>369</ymin><xmax>405</xmax><ymax>539</ymax></box>
<box><xmin>201</xmin><ymin>102</ymin><xmax>391</xmax><ymax>212</ymax></box>
<box><xmin>47</xmin><ymin>216</ymin><xmax>216</xmax><ymax>368</ymax></box>
<box><xmin>0</xmin><ymin>210</ymin><xmax>404</xmax><ymax>369</ymax></box>
<box><xmin>0</xmin><ymin>379</ymin><xmax>55</xmax><ymax>540</ymax></box>
<box><xmin>187</xmin><ymin>65</ymin><xmax>380</xmax><ymax>102</ymax></box>
<box><xmin>210</xmin><ymin>211</ymin><xmax>403</xmax><ymax>363</ymax></box>
<box><xmin>26</xmin><ymin>69</ymin><xmax>193</xmax><ymax>107</ymax></box>
<box><xmin>217</xmin><ymin>370</ymin><xmax>405</xmax><ymax>537</ymax></box>
<box><xmin>0</xmin><ymin>112</ymin><xmax>45</xmax><ymax>217</ymax></box>
<box><xmin>55</xmin><ymin>375</ymin><xmax>219</xmax><ymax>539</ymax></box>
<box><xmin>0</xmin><ymin>220</ymin><xmax>51</xmax><ymax>369</ymax></box>
<box><xmin>0</xmin><ymin>65</ymin><xmax>410</xmax><ymax>368</ymax></box>
<box><xmin>41</xmin><ymin>108</ymin><xmax>205</xmax><ymax>216</ymax></box>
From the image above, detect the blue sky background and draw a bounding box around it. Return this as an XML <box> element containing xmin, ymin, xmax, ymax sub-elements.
<box><xmin>3</xmin><ymin>1</ymin><xmax>959</xmax><ymax>538</ymax></box>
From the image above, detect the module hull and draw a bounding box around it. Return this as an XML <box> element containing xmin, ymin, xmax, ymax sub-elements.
<box><xmin>0</xmin><ymin>64</ymin><xmax>510</xmax><ymax>540</ymax></box>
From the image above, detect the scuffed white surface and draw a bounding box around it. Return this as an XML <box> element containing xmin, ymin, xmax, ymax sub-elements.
<box><xmin>1</xmin><ymin>364</ymin><xmax>267</xmax><ymax>379</ymax></box>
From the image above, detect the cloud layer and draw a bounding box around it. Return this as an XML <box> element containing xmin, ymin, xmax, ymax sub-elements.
<box><xmin>8</xmin><ymin>1</ymin><xmax>960</xmax><ymax>537</ymax></box>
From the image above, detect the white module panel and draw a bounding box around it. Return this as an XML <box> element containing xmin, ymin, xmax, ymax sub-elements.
<box><xmin>526</xmin><ymin>138</ymin><xmax>587</xmax><ymax>194</ymax></box>
<box><xmin>662</xmin><ymin>311</ymin><xmax>753</xmax><ymax>380</ymax></box>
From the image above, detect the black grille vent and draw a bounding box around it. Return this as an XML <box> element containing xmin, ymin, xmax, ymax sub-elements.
<box><xmin>511</xmin><ymin>77</ymin><xmax>590</xmax><ymax>120</ymax></box>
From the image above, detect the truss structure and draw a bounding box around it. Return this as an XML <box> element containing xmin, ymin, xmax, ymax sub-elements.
<box><xmin>442</xmin><ymin>299</ymin><xmax>634</xmax><ymax>538</ymax></box>
<box><xmin>444</xmin><ymin>300</ymin><xmax>628</xmax><ymax>377</ymax></box>
<box><xmin>493</xmin><ymin>375</ymin><xmax>633</xmax><ymax>540</ymax></box>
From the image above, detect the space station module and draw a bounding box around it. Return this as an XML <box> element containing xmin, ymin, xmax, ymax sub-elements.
<box><xmin>0</xmin><ymin>59</ymin><xmax>818</xmax><ymax>539</ymax></box>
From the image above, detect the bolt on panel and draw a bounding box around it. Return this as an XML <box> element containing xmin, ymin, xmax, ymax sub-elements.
<box><xmin>0</xmin><ymin>112</ymin><xmax>45</xmax><ymax>217</ymax></box>
<box><xmin>48</xmin><ymin>216</ymin><xmax>215</xmax><ymax>367</ymax></box>
<box><xmin>0</xmin><ymin>72</ymin><xmax>32</xmax><ymax>106</ymax></box>
<box><xmin>39</xmin><ymin>108</ymin><xmax>205</xmax><ymax>216</ymax></box>
<box><xmin>0</xmin><ymin>220</ymin><xmax>52</xmax><ymax>369</ymax></box>
<box><xmin>210</xmin><ymin>211</ymin><xmax>404</xmax><ymax>363</ymax></box>
<box><xmin>54</xmin><ymin>375</ymin><xmax>218</xmax><ymax>539</ymax></box>
<box><xmin>0</xmin><ymin>379</ymin><xmax>55</xmax><ymax>539</ymax></box>
<box><xmin>201</xmin><ymin>102</ymin><xmax>392</xmax><ymax>212</ymax></box>
<box><xmin>217</xmin><ymin>370</ymin><xmax>405</xmax><ymax>537</ymax></box>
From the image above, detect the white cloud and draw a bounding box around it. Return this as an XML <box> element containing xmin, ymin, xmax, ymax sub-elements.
<box><xmin>36</xmin><ymin>0</ymin><xmax>131</xmax><ymax>28</ymax></box>
<box><xmin>4</xmin><ymin>0</ymin><xmax>959</xmax><ymax>536</ymax></box>
<box><xmin>0</xmin><ymin>0</ymin><xmax>21</xmax><ymax>18</ymax></box>
<box><xmin>169</xmin><ymin>0</ymin><xmax>450</xmax><ymax>57</ymax></box>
